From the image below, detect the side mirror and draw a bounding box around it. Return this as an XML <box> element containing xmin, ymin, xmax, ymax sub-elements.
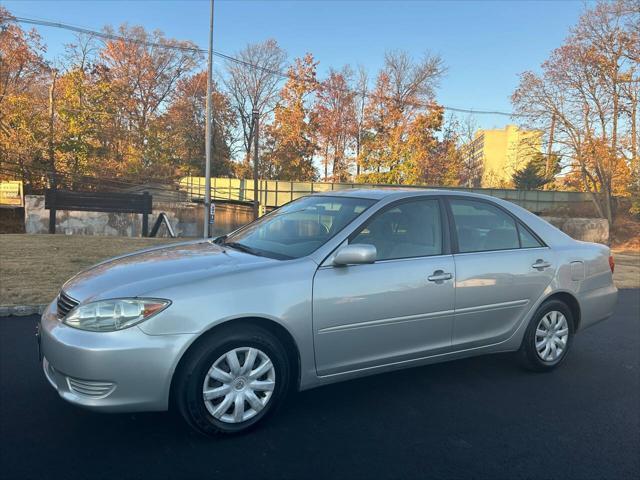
<box><xmin>333</xmin><ymin>244</ymin><xmax>377</xmax><ymax>266</ymax></box>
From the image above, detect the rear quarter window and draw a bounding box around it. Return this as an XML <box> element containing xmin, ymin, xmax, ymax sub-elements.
<box><xmin>519</xmin><ymin>225</ymin><xmax>543</xmax><ymax>248</ymax></box>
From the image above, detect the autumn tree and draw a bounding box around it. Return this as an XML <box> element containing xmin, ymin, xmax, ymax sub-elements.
<box><xmin>0</xmin><ymin>7</ymin><xmax>50</xmax><ymax>190</ymax></box>
<box><xmin>2</xmin><ymin>6</ymin><xmax>466</xmax><ymax>193</ymax></box>
<box><xmin>224</xmin><ymin>39</ymin><xmax>287</xmax><ymax>178</ymax></box>
<box><xmin>358</xmin><ymin>50</ymin><xmax>446</xmax><ymax>184</ymax></box>
<box><xmin>619</xmin><ymin>0</ymin><xmax>640</xmax><ymax>215</ymax></box>
<box><xmin>314</xmin><ymin>66</ymin><xmax>357</xmax><ymax>181</ymax></box>
<box><xmin>416</xmin><ymin>113</ymin><xmax>464</xmax><ymax>187</ymax></box>
<box><xmin>54</xmin><ymin>35</ymin><xmax>113</xmax><ymax>187</ymax></box>
<box><xmin>404</xmin><ymin>107</ymin><xmax>443</xmax><ymax>184</ymax></box>
<box><xmin>512</xmin><ymin>0</ymin><xmax>639</xmax><ymax>224</ymax></box>
<box><xmin>100</xmin><ymin>24</ymin><xmax>201</xmax><ymax>179</ymax></box>
<box><xmin>159</xmin><ymin>71</ymin><xmax>236</xmax><ymax>177</ymax></box>
<box><xmin>0</xmin><ymin>8</ymin><xmax>47</xmax><ymax>112</ymax></box>
<box><xmin>263</xmin><ymin>53</ymin><xmax>319</xmax><ymax>181</ymax></box>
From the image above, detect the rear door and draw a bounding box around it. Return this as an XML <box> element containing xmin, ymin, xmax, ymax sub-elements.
<box><xmin>446</xmin><ymin>198</ymin><xmax>555</xmax><ymax>348</ymax></box>
<box><xmin>313</xmin><ymin>197</ymin><xmax>456</xmax><ymax>376</ymax></box>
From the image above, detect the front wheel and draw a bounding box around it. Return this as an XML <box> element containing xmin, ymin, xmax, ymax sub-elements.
<box><xmin>518</xmin><ymin>299</ymin><xmax>574</xmax><ymax>372</ymax></box>
<box><xmin>175</xmin><ymin>324</ymin><xmax>291</xmax><ymax>435</ymax></box>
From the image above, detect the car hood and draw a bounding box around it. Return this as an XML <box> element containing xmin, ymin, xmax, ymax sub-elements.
<box><xmin>61</xmin><ymin>240</ymin><xmax>276</xmax><ymax>303</ymax></box>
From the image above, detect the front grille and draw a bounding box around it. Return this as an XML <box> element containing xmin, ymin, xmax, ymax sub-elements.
<box><xmin>66</xmin><ymin>377</ymin><xmax>116</xmax><ymax>398</ymax></box>
<box><xmin>57</xmin><ymin>291</ymin><xmax>79</xmax><ymax>319</ymax></box>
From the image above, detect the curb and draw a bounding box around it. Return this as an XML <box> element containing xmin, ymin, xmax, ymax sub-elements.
<box><xmin>0</xmin><ymin>305</ymin><xmax>47</xmax><ymax>317</ymax></box>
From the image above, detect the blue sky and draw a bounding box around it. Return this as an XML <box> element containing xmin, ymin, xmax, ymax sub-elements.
<box><xmin>4</xmin><ymin>0</ymin><xmax>589</xmax><ymax>129</ymax></box>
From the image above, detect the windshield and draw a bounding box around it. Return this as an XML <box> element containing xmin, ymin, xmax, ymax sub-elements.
<box><xmin>221</xmin><ymin>196</ymin><xmax>376</xmax><ymax>259</ymax></box>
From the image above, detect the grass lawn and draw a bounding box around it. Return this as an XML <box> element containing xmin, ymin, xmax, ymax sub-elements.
<box><xmin>0</xmin><ymin>234</ymin><xmax>182</xmax><ymax>306</ymax></box>
<box><xmin>0</xmin><ymin>234</ymin><xmax>638</xmax><ymax>307</ymax></box>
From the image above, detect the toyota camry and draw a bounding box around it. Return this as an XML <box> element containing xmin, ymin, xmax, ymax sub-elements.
<box><xmin>38</xmin><ymin>189</ymin><xmax>618</xmax><ymax>435</ymax></box>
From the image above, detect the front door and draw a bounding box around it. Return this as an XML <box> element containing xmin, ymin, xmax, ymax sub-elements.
<box><xmin>447</xmin><ymin>198</ymin><xmax>556</xmax><ymax>348</ymax></box>
<box><xmin>313</xmin><ymin>198</ymin><xmax>456</xmax><ymax>376</ymax></box>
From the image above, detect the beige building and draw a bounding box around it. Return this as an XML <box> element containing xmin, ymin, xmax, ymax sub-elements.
<box><xmin>464</xmin><ymin>125</ymin><xmax>543</xmax><ymax>188</ymax></box>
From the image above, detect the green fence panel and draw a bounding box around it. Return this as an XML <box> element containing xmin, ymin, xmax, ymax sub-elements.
<box><xmin>180</xmin><ymin>176</ymin><xmax>600</xmax><ymax>214</ymax></box>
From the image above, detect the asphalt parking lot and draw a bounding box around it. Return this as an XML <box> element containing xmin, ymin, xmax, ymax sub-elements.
<box><xmin>1</xmin><ymin>290</ymin><xmax>638</xmax><ymax>480</ymax></box>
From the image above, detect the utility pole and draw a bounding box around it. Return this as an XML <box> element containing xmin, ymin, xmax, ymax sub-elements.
<box><xmin>252</xmin><ymin>109</ymin><xmax>260</xmax><ymax>220</ymax></box>
<box><xmin>48</xmin><ymin>68</ymin><xmax>58</xmax><ymax>191</ymax></box>
<box><xmin>545</xmin><ymin>112</ymin><xmax>556</xmax><ymax>181</ymax></box>
<box><xmin>203</xmin><ymin>0</ymin><xmax>215</xmax><ymax>238</ymax></box>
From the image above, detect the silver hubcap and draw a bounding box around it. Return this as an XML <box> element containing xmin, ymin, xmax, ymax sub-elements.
<box><xmin>203</xmin><ymin>347</ymin><xmax>276</xmax><ymax>424</ymax></box>
<box><xmin>535</xmin><ymin>311</ymin><xmax>569</xmax><ymax>362</ymax></box>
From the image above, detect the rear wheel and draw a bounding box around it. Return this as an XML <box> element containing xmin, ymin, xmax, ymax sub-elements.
<box><xmin>175</xmin><ymin>325</ymin><xmax>290</xmax><ymax>435</ymax></box>
<box><xmin>519</xmin><ymin>299</ymin><xmax>574</xmax><ymax>372</ymax></box>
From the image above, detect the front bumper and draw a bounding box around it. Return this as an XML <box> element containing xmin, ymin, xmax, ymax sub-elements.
<box><xmin>39</xmin><ymin>302</ymin><xmax>195</xmax><ymax>412</ymax></box>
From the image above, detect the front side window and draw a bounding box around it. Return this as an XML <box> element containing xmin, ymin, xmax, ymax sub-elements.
<box><xmin>351</xmin><ymin>198</ymin><xmax>442</xmax><ymax>261</ymax></box>
<box><xmin>450</xmin><ymin>199</ymin><xmax>520</xmax><ymax>253</ymax></box>
<box><xmin>222</xmin><ymin>196</ymin><xmax>376</xmax><ymax>259</ymax></box>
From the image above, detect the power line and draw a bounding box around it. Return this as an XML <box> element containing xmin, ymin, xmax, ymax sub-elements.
<box><xmin>14</xmin><ymin>16</ymin><xmax>208</xmax><ymax>54</ymax></box>
<box><xmin>13</xmin><ymin>15</ymin><xmax>524</xmax><ymax>118</ymax></box>
<box><xmin>13</xmin><ymin>16</ymin><xmax>290</xmax><ymax>76</ymax></box>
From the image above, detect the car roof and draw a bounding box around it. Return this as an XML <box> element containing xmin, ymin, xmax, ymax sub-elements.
<box><xmin>313</xmin><ymin>187</ymin><xmax>494</xmax><ymax>201</ymax></box>
<box><xmin>313</xmin><ymin>188</ymin><xmax>435</xmax><ymax>200</ymax></box>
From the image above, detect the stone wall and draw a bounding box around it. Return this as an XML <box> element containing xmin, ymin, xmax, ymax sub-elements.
<box><xmin>541</xmin><ymin>217</ymin><xmax>609</xmax><ymax>244</ymax></box>
<box><xmin>24</xmin><ymin>195</ymin><xmax>253</xmax><ymax>237</ymax></box>
<box><xmin>23</xmin><ymin>195</ymin><xmax>610</xmax><ymax>244</ymax></box>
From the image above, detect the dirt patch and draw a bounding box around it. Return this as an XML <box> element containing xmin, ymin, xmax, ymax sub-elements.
<box><xmin>611</xmin><ymin>214</ymin><xmax>640</xmax><ymax>251</ymax></box>
<box><xmin>0</xmin><ymin>234</ymin><xmax>182</xmax><ymax>306</ymax></box>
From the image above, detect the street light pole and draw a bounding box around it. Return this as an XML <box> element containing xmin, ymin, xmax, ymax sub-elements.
<box><xmin>203</xmin><ymin>0</ymin><xmax>215</xmax><ymax>238</ymax></box>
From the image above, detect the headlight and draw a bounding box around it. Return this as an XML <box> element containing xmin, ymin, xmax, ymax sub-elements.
<box><xmin>63</xmin><ymin>298</ymin><xmax>171</xmax><ymax>332</ymax></box>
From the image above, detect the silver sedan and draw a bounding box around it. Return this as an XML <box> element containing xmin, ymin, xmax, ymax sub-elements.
<box><xmin>39</xmin><ymin>189</ymin><xmax>618</xmax><ymax>435</ymax></box>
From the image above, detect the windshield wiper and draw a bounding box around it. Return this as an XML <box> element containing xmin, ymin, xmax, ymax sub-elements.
<box><xmin>212</xmin><ymin>235</ymin><xmax>227</xmax><ymax>245</ymax></box>
<box><xmin>223</xmin><ymin>241</ymin><xmax>262</xmax><ymax>257</ymax></box>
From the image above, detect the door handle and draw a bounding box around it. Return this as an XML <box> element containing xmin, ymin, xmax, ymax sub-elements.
<box><xmin>428</xmin><ymin>270</ymin><xmax>452</xmax><ymax>282</ymax></box>
<box><xmin>532</xmin><ymin>259</ymin><xmax>551</xmax><ymax>270</ymax></box>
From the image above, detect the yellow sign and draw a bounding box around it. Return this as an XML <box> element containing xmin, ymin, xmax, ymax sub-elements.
<box><xmin>0</xmin><ymin>180</ymin><xmax>24</xmax><ymax>207</ymax></box>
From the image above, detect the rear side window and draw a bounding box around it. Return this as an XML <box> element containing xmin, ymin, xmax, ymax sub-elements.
<box><xmin>450</xmin><ymin>199</ymin><xmax>519</xmax><ymax>253</ymax></box>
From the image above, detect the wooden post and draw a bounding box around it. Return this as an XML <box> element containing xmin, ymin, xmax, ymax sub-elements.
<box><xmin>142</xmin><ymin>191</ymin><xmax>151</xmax><ymax>237</ymax></box>
<box><xmin>48</xmin><ymin>190</ymin><xmax>56</xmax><ymax>234</ymax></box>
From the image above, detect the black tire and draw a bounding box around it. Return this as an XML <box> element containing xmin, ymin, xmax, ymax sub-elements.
<box><xmin>518</xmin><ymin>299</ymin><xmax>575</xmax><ymax>372</ymax></box>
<box><xmin>174</xmin><ymin>324</ymin><xmax>291</xmax><ymax>436</ymax></box>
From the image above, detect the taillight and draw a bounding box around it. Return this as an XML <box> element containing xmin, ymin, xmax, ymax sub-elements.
<box><xmin>609</xmin><ymin>255</ymin><xmax>615</xmax><ymax>273</ymax></box>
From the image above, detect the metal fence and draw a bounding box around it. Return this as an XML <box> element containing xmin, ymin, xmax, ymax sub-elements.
<box><xmin>179</xmin><ymin>176</ymin><xmax>597</xmax><ymax>214</ymax></box>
